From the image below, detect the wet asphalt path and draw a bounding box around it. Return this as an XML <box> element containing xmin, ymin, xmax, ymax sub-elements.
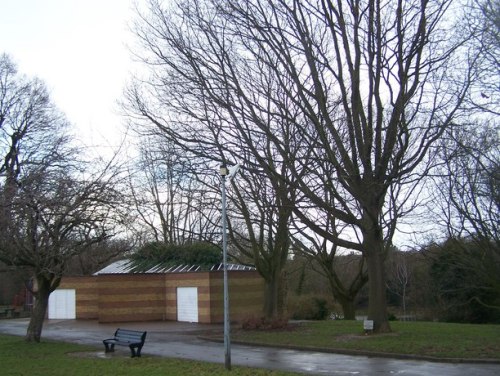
<box><xmin>0</xmin><ymin>318</ymin><xmax>499</xmax><ymax>375</ymax></box>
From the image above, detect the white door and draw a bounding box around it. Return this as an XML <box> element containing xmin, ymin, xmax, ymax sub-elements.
<box><xmin>177</xmin><ymin>287</ymin><xmax>198</xmax><ymax>322</ymax></box>
<box><xmin>48</xmin><ymin>289</ymin><xmax>76</xmax><ymax>319</ymax></box>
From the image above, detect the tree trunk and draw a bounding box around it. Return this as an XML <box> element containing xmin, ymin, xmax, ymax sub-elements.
<box><xmin>277</xmin><ymin>270</ymin><xmax>287</xmax><ymax>317</ymax></box>
<box><xmin>25</xmin><ymin>275</ymin><xmax>61</xmax><ymax>342</ymax></box>
<box><xmin>366</xmin><ymin>250</ymin><xmax>391</xmax><ymax>333</ymax></box>
<box><xmin>25</xmin><ymin>282</ymin><xmax>50</xmax><ymax>342</ymax></box>
<box><xmin>338</xmin><ymin>297</ymin><xmax>356</xmax><ymax>320</ymax></box>
<box><xmin>263</xmin><ymin>278</ymin><xmax>278</xmax><ymax>318</ymax></box>
<box><xmin>263</xmin><ymin>270</ymin><xmax>287</xmax><ymax>319</ymax></box>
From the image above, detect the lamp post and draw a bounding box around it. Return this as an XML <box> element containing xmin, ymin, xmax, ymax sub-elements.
<box><xmin>219</xmin><ymin>164</ymin><xmax>231</xmax><ymax>370</ymax></box>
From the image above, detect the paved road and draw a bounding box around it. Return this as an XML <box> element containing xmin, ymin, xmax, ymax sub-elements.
<box><xmin>0</xmin><ymin>318</ymin><xmax>499</xmax><ymax>375</ymax></box>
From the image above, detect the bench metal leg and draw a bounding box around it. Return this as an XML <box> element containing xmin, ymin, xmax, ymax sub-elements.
<box><xmin>129</xmin><ymin>345</ymin><xmax>140</xmax><ymax>358</ymax></box>
<box><xmin>103</xmin><ymin>342</ymin><xmax>115</xmax><ymax>353</ymax></box>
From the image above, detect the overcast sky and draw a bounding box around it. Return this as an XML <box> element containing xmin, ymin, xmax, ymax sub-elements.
<box><xmin>0</xmin><ymin>0</ymin><xmax>138</xmax><ymax>151</ymax></box>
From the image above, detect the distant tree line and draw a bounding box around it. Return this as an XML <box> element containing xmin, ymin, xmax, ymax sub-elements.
<box><xmin>287</xmin><ymin>237</ymin><xmax>500</xmax><ymax>324</ymax></box>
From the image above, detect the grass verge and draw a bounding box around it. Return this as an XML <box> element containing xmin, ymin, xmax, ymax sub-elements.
<box><xmin>232</xmin><ymin>320</ymin><xmax>500</xmax><ymax>360</ymax></box>
<box><xmin>0</xmin><ymin>334</ymin><xmax>300</xmax><ymax>376</ymax></box>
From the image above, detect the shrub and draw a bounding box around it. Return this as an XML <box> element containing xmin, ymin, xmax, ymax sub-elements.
<box><xmin>388</xmin><ymin>312</ymin><xmax>398</xmax><ymax>321</ymax></box>
<box><xmin>288</xmin><ymin>294</ymin><xmax>335</xmax><ymax>320</ymax></box>
<box><xmin>241</xmin><ymin>316</ymin><xmax>289</xmax><ymax>330</ymax></box>
<box><xmin>129</xmin><ymin>241</ymin><xmax>222</xmax><ymax>272</ymax></box>
<box><xmin>312</xmin><ymin>297</ymin><xmax>330</xmax><ymax>320</ymax></box>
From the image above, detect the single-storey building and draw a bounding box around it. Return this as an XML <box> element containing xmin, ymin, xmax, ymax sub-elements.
<box><xmin>50</xmin><ymin>260</ymin><xmax>264</xmax><ymax>324</ymax></box>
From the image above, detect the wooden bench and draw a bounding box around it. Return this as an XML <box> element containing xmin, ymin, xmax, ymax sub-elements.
<box><xmin>103</xmin><ymin>328</ymin><xmax>147</xmax><ymax>357</ymax></box>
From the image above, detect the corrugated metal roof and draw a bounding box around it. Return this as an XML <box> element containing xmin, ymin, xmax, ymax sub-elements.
<box><xmin>94</xmin><ymin>259</ymin><xmax>131</xmax><ymax>275</ymax></box>
<box><xmin>94</xmin><ymin>259</ymin><xmax>256</xmax><ymax>275</ymax></box>
<box><xmin>210</xmin><ymin>263</ymin><xmax>257</xmax><ymax>271</ymax></box>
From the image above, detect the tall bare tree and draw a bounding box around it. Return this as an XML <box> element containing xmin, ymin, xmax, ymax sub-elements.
<box><xmin>466</xmin><ymin>0</ymin><xmax>499</xmax><ymax>114</ymax></box>
<box><xmin>0</xmin><ymin>54</ymin><xmax>125</xmax><ymax>342</ymax></box>
<box><xmin>423</xmin><ymin>0</ymin><xmax>499</xmax><ymax>321</ymax></box>
<box><xmin>436</xmin><ymin>123</ymin><xmax>499</xmax><ymax>244</ymax></box>
<box><xmin>126</xmin><ymin>35</ymin><xmax>304</xmax><ymax>319</ymax></box>
<box><xmin>227</xmin><ymin>164</ymin><xmax>295</xmax><ymax>318</ymax></box>
<box><xmin>127</xmin><ymin>0</ymin><xmax>475</xmax><ymax>332</ymax></box>
<box><xmin>427</xmin><ymin>120</ymin><xmax>499</xmax><ymax>318</ymax></box>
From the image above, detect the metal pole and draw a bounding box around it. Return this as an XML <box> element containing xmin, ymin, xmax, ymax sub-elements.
<box><xmin>221</xmin><ymin>173</ymin><xmax>231</xmax><ymax>370</ymax></box>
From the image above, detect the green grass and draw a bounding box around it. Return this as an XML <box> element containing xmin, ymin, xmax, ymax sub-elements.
<box><xmin>2</xmin><ymin>321</ymin><xmax>499</xmax><ymax>375</ymax></box>
<box><xmin>0</xmin><ymin>335</ymin><xmax>300</xmax><ymax>376</ymax></box>
<box><xmin>232</xmin><ymin>320</ymin><xmax>500</xmax><ymax>359</ymax></box>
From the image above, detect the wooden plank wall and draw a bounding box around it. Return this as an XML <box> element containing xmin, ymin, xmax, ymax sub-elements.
<box><xmin>59</xmin><ymin>271</ymin><xmax>264</xmax><ymax>323</ymax></box>
<box><xmin>97</xmin><ymin>274</ymin><xmax>165</xmax><ymax>323</ymax></box>
<box><xmin>209</xmin><ymin>271</ymin><xmax>264</xmax><ymax>323</ymax></box>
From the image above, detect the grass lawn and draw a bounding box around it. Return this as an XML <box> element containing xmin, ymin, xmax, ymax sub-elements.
<box><xmin>2</xmin><ymin>322</ymin><xmax>498</xmax><ymax>376</ymax></box>
<box><xmin>232</xmin><ymin>320</ymin><xmax>500</xmax><ymax>360</ymax></box>
<box><xmin>0</xmin><ymin>334</ymin><xmax>300</xmax><ymax>376</ymax></box>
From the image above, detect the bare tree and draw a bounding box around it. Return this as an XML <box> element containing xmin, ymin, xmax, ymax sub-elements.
<box><xmin>0</xmin><ymin>53</ymin><xmax>63</xmax><ymax>184</ymax></box>
<box><xmin>435</xmin><ymin>0</ymin><xmax>500</xmax><ymax>244</ymax></box>
<box><xmin>0</xmin><ymin>54</ymin><xmax>125</xmax><ymax>342</ymax></box>
<box><xmin>436</xmin><ymin>123</ymin><xmax>499</xmax><ymax>245</ymax></box>
<box><xmin>126</xmin><ymin>136</ymin><xmax>220</xmax><ymax>245</ymax></box>
<box><xmin>422</xmin><ymin>0</ymin><xmax>499</xmax><ymax>320</ymax></box>
<box><xmin>427</xmin><ymin>120</ymin><xmax>499</xmax><ymax>317</ymax></box>
<box><xmin>292</xmin><ymin>228</ymin><xmax>368</xmax><ymax>320</ymax></box>
<box><xmin>125</xmin><ymin>30</ymin><xmax>303</xmax><ymax>319</ymax></box>
<box><xmin>65</xmin><ymin>238</ymin><xmax>133</xmax><ymax>276</ymax></box>
<box><xmin>465</xmin><ymin>0</ymin><xmax>500</xmax><ymax>115</ymax></box>
<box><xmin>386</xmin><ymin>249</ymin><xmax>412</xmax><ymax>318</ymax></box>
<box><xmin>227</xmin><ymin>165</ymin><xmax>295</xmax><ymax>318</ymax></box>
<box><xmin>127</xmin><ymin>0</ymin><xmax>475</xmax><ymax>332</ymax></box>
